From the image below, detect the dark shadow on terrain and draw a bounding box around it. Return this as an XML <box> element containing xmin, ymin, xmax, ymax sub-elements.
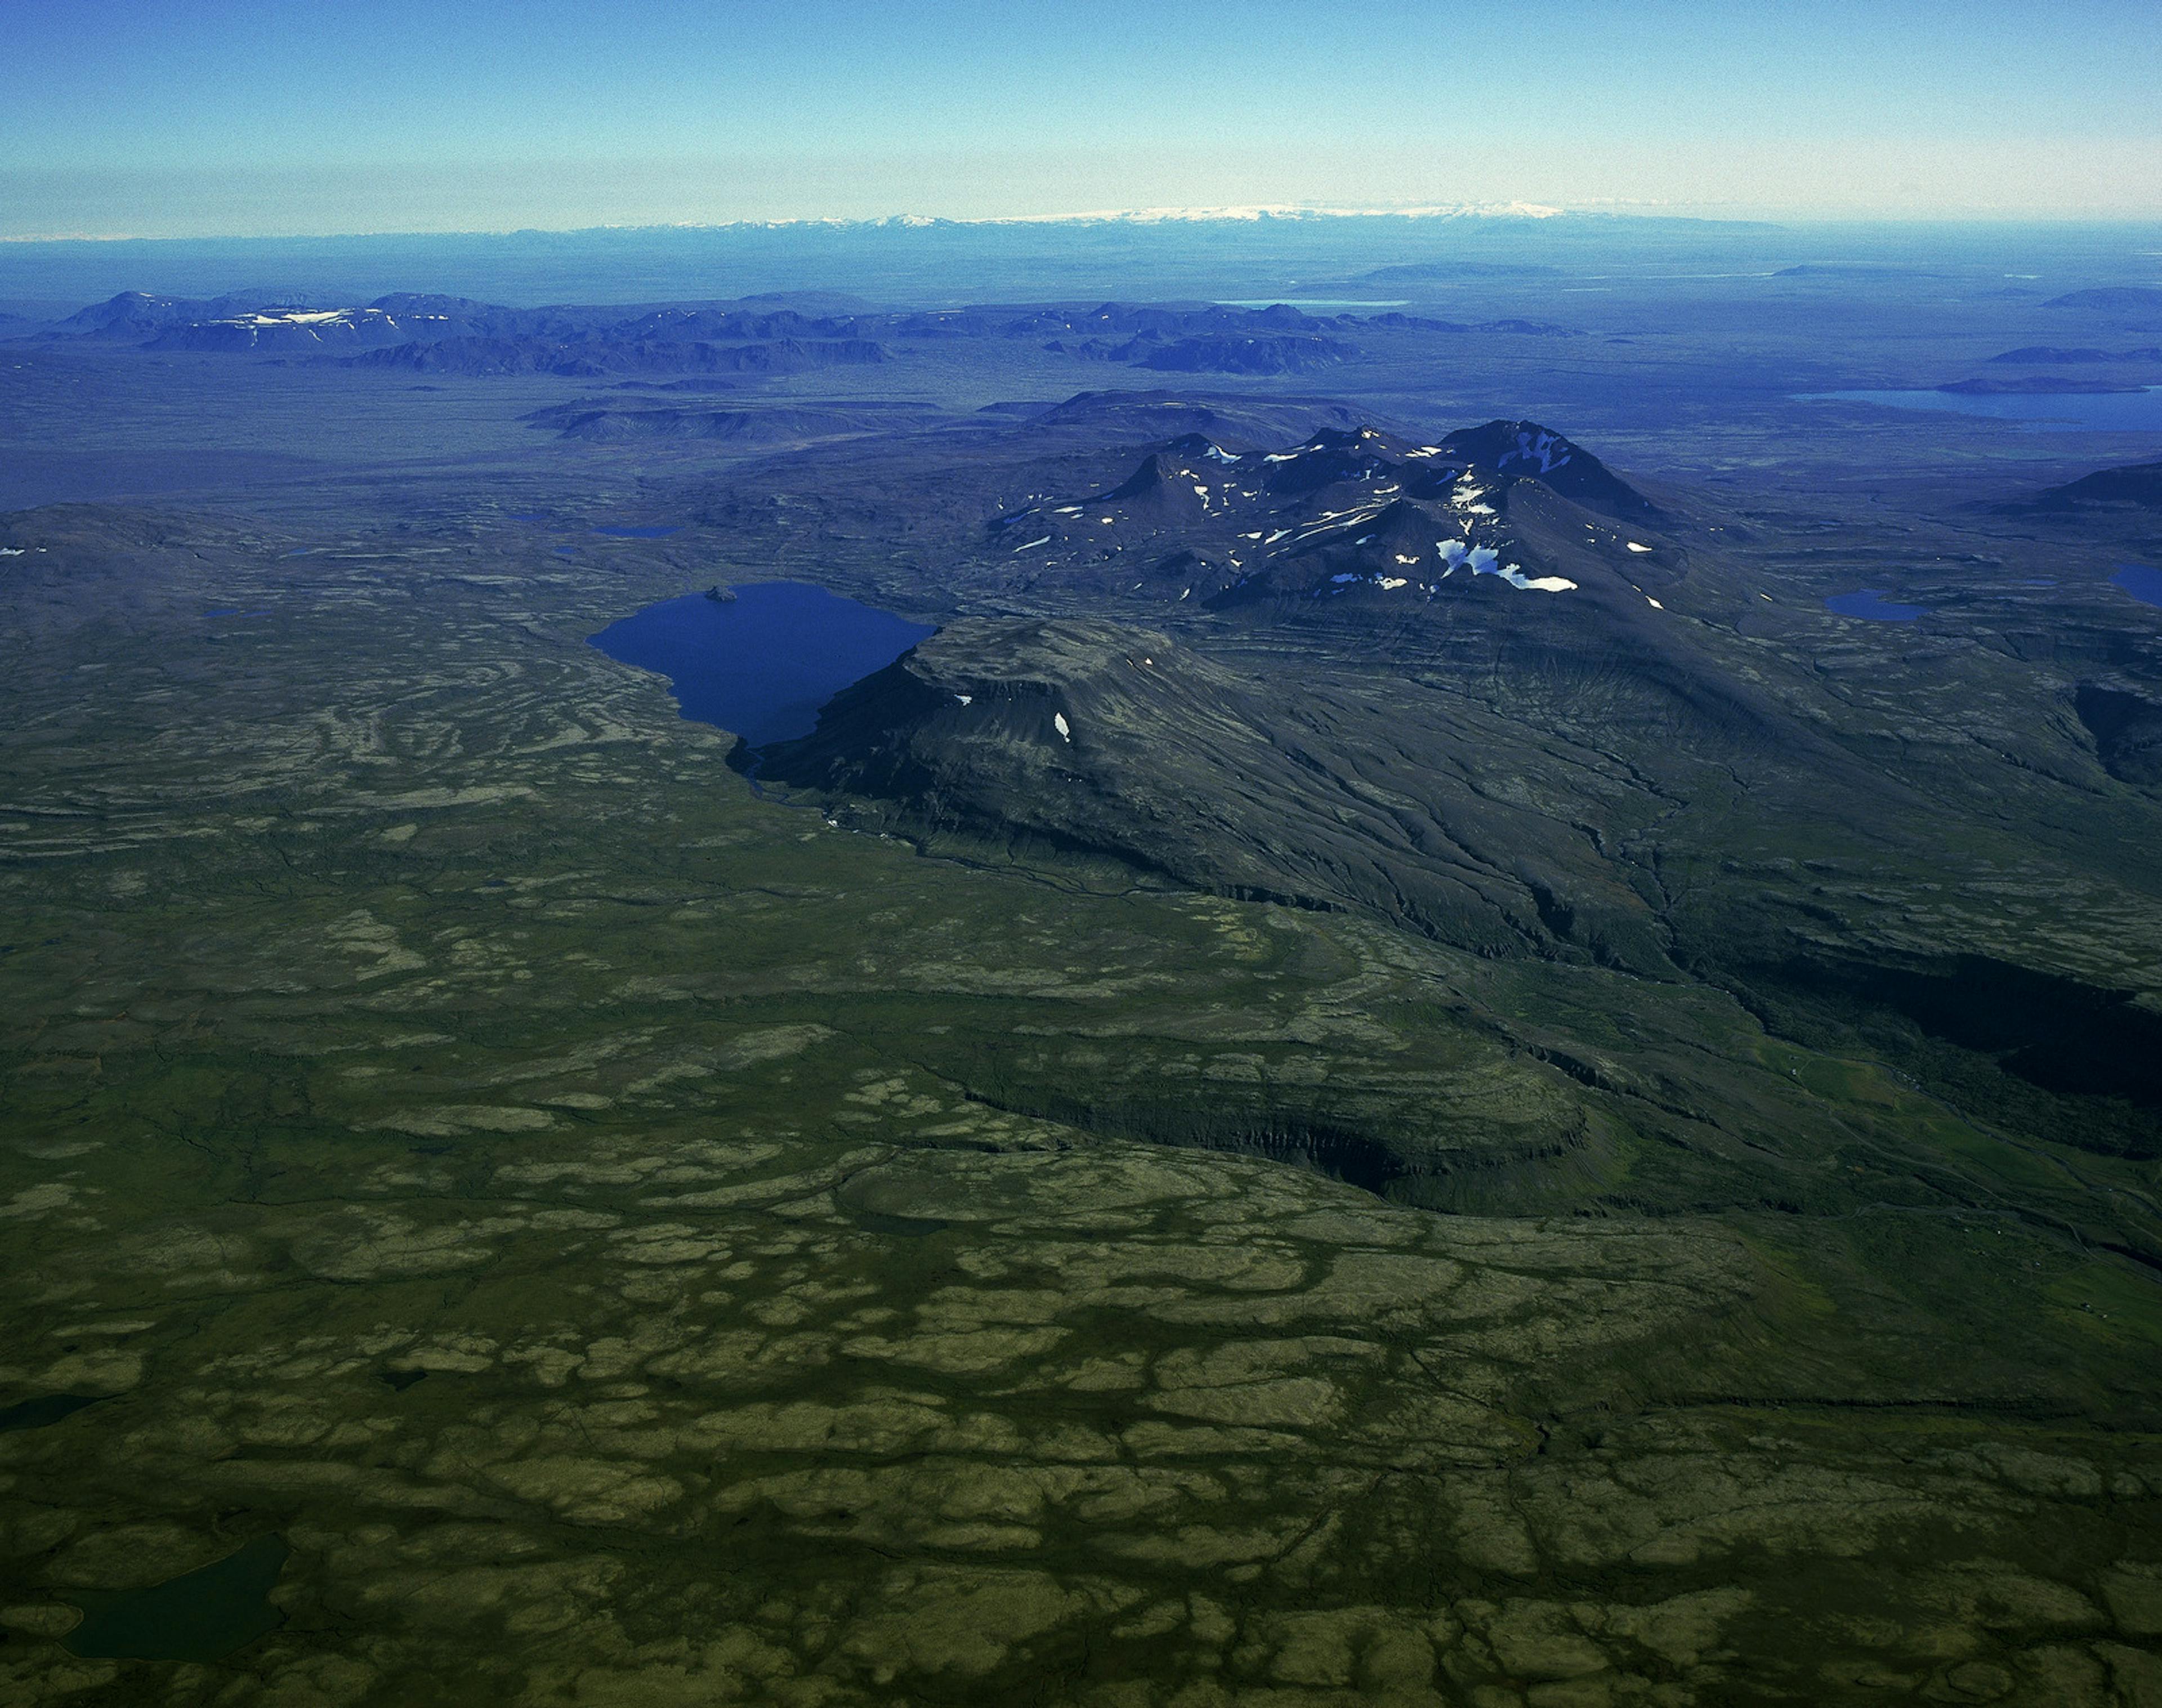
<box><xmin>0</xmin><ymin>1393</ymin><xmax>105</xmax><ymax>1433</ymax></box>
<box><xmin>958</xmin><ymin>1087</ymin><xmax>1411</xmax><ymax>1195</ymax></box>
<box><xmin>1741</xmin><ymin>953</ymin><xmax>2162</xmax><ymax>1158</ymax></box>
<box><xmin>950</xmin><ymin>1081</ymin><xmax>1616</xmax><ymax>1218</ymax></box>
<box><xmin>64</xmin><ymin>1535</ymin><xmax>290</xmax><ymax>1663</ymax></box>
<box><xmin>2076</xmin><ymin>682</ymin><xmax>2162</xmax><ymax>785</ymax></box>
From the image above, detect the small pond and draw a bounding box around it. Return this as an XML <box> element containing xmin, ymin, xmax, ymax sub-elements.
<box><xmin>590</xmin><ymin>581</ymin><xmax>935</xmax><ymax>745</ymax></box>
<box><xmin>0</xmin><ymin>1392</ymin><xmax>102</xmax><ymax>1433</ymax></box>
<box><xmin>2114</xmin><ymin>565</ymin><xmax>2162</xmax><ymax>609</ymax></box>
<box><xmin>65</xmin><ymin>1535</ymin><xmax>289</xmax><ymax>1663</ymax></box>
<box><xmin>1825</xmin><ymin>589</ymin><xmax>1931</xmax><ymax>621</ymax></box>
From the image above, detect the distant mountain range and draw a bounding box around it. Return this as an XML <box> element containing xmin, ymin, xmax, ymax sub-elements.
<box><xmin>663</xmin><ymin>203</ymin><xmax>1580</xmax><ymax>229</ymax></box>
<box><xmin>28</xmin><ymin>289</ymin><xmax>1607</xmax><ymax>384</ymax></box>
<box><xmin>28</xmin><ymin>290</ymin><xmax>1446</xmax><ymax>379</ymax></box>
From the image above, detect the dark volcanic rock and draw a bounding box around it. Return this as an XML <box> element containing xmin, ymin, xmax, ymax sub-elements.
<box><xmin>1440</xmin><ymin>420</ymin><xmax>1664</xmax><ymax>520</ymax></box>
<box><xmin>985</xmin><ymin>413</ymin><xmax>1682</xmax><ymax>612</ymax></box>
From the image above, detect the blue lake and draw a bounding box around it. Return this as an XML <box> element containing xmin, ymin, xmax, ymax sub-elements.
<box><xmin>1826</xmin><ymin>589</ymin><xmax>1931</xmax><ymax>621</ymax></box>
<box><xmin>2115</xmin><ymin>565</ymin><xmax>2162</xmax><ymax>609</ymax></box>
<box><xmin>590</xmin><ymin>581</ymin><xmax>935</xmax><ymax>745</ymax></box>
<box><xmin>1795</xmin><ymin>388</ymin><xmax>2162</xmax><ymax>432</ymax></box>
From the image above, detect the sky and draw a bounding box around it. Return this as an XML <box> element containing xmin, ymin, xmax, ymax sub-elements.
<box><xmin>2</xmin><ymin>0</ymin><xmax>2159</xmax><ymax>238</ymax></box>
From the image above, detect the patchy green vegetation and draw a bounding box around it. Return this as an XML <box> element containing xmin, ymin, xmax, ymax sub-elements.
<box><xmin>3</xmin><ymin>252</ymin><xmax>2160</xmax><ymax>1701</ymax></box>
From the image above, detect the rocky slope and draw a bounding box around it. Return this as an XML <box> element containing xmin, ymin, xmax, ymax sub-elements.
<box><xmin>747</xmin><ymin>412</ymin><xmax>2162</xmax><ymax>1184</ymax></box>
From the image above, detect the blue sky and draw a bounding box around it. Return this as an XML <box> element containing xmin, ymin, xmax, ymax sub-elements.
<box><xmin>2</xmin><ymin>0</ymin><xmax>2158</xmax><ymax>236</ymax></box>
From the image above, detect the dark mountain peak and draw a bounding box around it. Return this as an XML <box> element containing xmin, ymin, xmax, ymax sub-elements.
<box><xmin>1103</xmin><ymin>454</ymin><xmax>1178</xmax><ymax>500</ymax></box>
<box><xmin>55</xmin><ymin>292</ymin><xmax>206</xmax><ymax>335</ymax></box>
<box><xmin>980</xmin><ymin>409</ymin><xmax>1679</xmax><ymax>614</ymax></box>
<box><xmin>1259</xmin><ymin>426</ymin><xmax>1422</xmax><ymax>497</ymax></box>
<box><xmin>1368</xmin><ymin>494</ymin><xmax>1443</xmax><ymax>533</ymax></box>
<box><xmin>1442</xmin><ymin>420</ymin><xmax>1659</xmax><ymax>517</ymax></box>
<box><xmin>1098</xmin><ymin>451</ymin><xmax>1218</xmax><ymax>510</ymax></box>
<box><xmin>1161</xmin><ymin>431</ymin><xmax>1241</xmax><ymax>464</ymax></box>
<box><xmin>1443</xmin><ymin>418</ymin><xmax>1582</xmax><ymax>471</ymax></box>
<box><xmin>1244</xmin><ymin>302</ymin><xmax>1325</xmax><ymax>330</ymax></box>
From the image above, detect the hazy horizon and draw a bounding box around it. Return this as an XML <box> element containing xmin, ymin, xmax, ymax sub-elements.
<box><xmin>5</xmin><ymin>0</ymin><xmax>2159</xmax><ymax>240</ymax></box>
<box><xmin>9</xmin><ymin>206</ymin><xmax>2162</xmax><ymax>248</ymax></box>
<box><xmin>5</xmin><ymin>207</ymin><xmax>2156</xmax><ymax>315</ymax></box>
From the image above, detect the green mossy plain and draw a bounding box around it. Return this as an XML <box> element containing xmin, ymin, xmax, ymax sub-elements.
<box><xmin>2</xmin><ymin>269</ymin><xmax>2160</xmax><ymax>1704</ymax></box>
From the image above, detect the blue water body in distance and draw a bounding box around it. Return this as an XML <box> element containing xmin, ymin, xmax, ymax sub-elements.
<box><xmin>592</xmin><ymin>525</ymin><xmax>681</xmax><ymax>539</ymax></box>
<box><xmin>590</xmin><ymin>581</ymin><xmax>936</xmax><ymax>745</ymax></box>
<box><xmin>1794</xmin><ymin>388</ymin><xmax>2162</xmax><ymax>431</ymax></box>
<box><xmin>1826</xmin><ymin>588</ymin><xmax>1931</xmax><ymax>621</ymax></box>
<box><xmin>2114</xmin><ymin>565</ymin><xmax>2162</xmax><ymax>609</ymax></box>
